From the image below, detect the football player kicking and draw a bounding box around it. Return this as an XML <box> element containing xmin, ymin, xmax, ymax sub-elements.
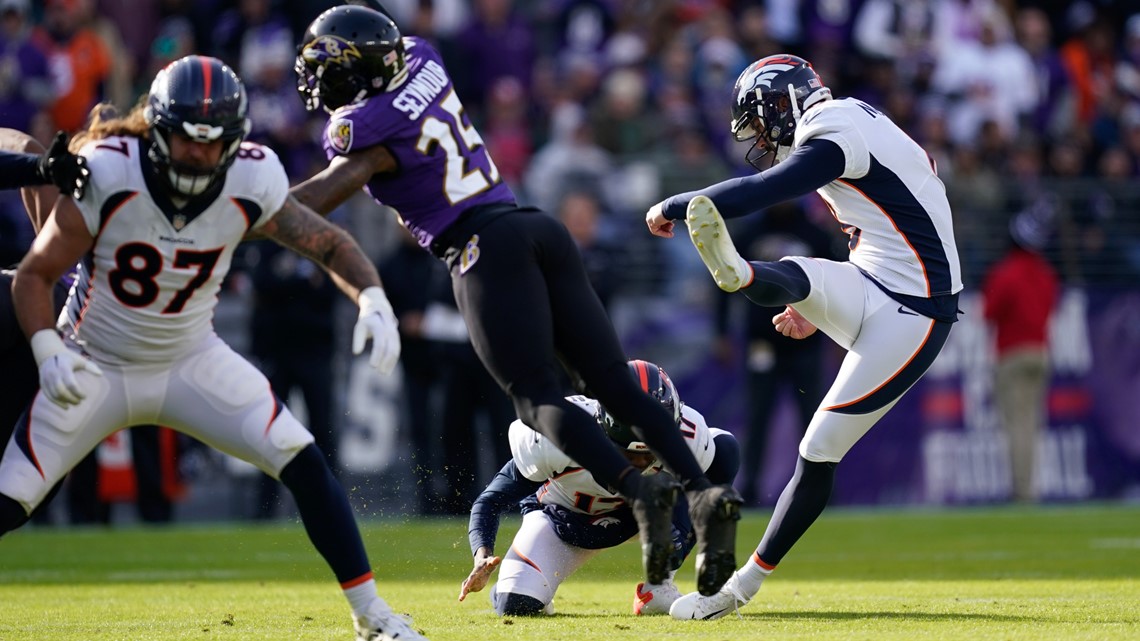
<box><xmin>645</xmin><ymin>54</ymin><xmax>962</xmax><ymax>619</ymax></box>
<box><xmin>291</xmin><ymin>4</ymin><xmax>742</xmax><ymax>596</ymax></box>
<box><xmin>458</xmin><ymin>361</ymin><xmax>740</xmax><ymax>616</ymax></box>
<box><xmin>0</xmin><ymin>56</ymin><xmax>423</xmax><ymax>641</ymax></box>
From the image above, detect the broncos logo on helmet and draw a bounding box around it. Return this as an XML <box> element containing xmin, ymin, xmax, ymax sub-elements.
<box><xmin>731</xmin><ymin>54</ymin><xmax>831</xmax><ymax>170</ymax></box>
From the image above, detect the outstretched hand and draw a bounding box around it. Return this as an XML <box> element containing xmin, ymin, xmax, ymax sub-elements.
<box><xmin>645</xmin><ymin>201</ymin><xmax>675</xmax><ymax>238</ymax></box>
<box><xmin>38</xmin><ymin>131</ymin><xmax>89</xmax><ymax>199</ymax></box>
<box><xmin>773</xmin><ymin>305</ymin><xmax>817</xmax><ymax>339</ymax></box>
<box><xmin>458</xmin><ymin>548</ymin><xmax>501</xmax><ymax>602</ymax></box>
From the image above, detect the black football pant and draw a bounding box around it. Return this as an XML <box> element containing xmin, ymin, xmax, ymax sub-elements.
<box><xmin>442</xmin><ymin>207</ymin><xmax>707</xmax><ymax>495</ymax></box>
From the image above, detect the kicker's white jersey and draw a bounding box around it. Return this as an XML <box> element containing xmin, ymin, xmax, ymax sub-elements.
<box><xmin>794</xmin><ymin>98</ymin><xmax>962</xmax><ymax>298</ymax></box>
<box><xmin>508</xmin><ymin>395</ymin><xmax>716</xmax><ymax>516</ymax></box>
<box><xmin>62</xmin><ymin>136</ymin><xmax>288</xmax><ymax>363</ymax></box>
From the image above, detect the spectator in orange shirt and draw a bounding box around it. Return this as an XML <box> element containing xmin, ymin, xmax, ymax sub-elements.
<box><xmin>33</xmin><ymin>0</ymin><xmax>111</xmax><ymax>133</ymax></box>
<box><xmin>982</xmin><ymin>209</ymin><xmax>1059</xmax><ymax>503</ymax></box>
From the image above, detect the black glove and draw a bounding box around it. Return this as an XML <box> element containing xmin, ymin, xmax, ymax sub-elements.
<box><xmin>37</xmin><ymin>131</ymin><xmax>89</xmax><ymax>199</ymax></box>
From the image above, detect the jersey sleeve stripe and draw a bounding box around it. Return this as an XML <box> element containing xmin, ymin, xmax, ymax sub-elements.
<box><xmin>97</xmin><ymin>191</ymin><xmax>139</xmax><ymax>237</ymax></box>
<box><xmin>230</xmin><ymin>197</ymin><xmax>264</xmax><ymax>231</ymax></box>
<box><xmin>823</xmin><ymin>318</ymin><xmax>951</xmax><ymax>415</ymax></box>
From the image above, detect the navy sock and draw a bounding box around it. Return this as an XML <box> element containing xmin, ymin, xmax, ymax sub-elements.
<box><xmin>741</xmin><ymin>260</ymin><xmax>811</xmax><ymax>307</ymax></box>
<box><xmin>756</xmin><ymin>456</ymin><xmax>836</xmax><ymax>566</ymax></box>
<box><xmin>279</xmin><ymin>444</ymin><xmax>370</xmax><ymax>583</ymax></box>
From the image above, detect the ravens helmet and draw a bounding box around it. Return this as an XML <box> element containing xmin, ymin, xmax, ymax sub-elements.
<box><xmin>601</xmin><ymin>360</ymin><xmax>683</xmax><ymax>452</ymax></box>
<box><xmin>296</xmin><ymin>5</ymin><xmax>407</xmax><ymax>112</ymax></box>
<box><xmin>144</xmin><ymin>55</ymin><xmax>250</xmax><ymax>197</ymax></box>
<box><xmin>731</xmin><ymin>54</ymin><xmax>831</xmax><ymax>169</ymax></box>
<box><xmin>342</xmin><ymin>0</ymin><xmax>393</xmax><ymax>17</ymax></box>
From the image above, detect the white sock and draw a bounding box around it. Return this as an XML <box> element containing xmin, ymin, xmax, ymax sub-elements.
<box><xmin>343</xmin><ymin>577</ymin><xmax>382</xmax><ymax>618</ymax></box>
<box><xmin>733</xmin><ymin>555</ymin><xmax>774</xmax><ymax>599</ymax></box>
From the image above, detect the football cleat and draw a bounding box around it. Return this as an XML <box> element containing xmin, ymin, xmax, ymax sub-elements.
<box><xmin>687</xmin><ymin>483</ymin><xmax>743</xmax><ymax>596</ymax></box>
<box><xmin>686</xmin><ymin>195</ymin><xmax>754</xmax><ymax>292</ymax></box>
<box><xmin>353</xmin><ymin>597</ymin><xmax>428</xmax><ymax>641</ymax></box>
<box><xmin>668</xmin><ymin>571</ymin><xmax>750</xmax><ymax>620</ymax></box>
<box><xmin>633</xmin><ymin>580</ymin><xmax>683</xmax><ymax>615</ymax></box>
<box><xmin>631</xmin><ymin>471</ymin><xmax>682</xmax><ymax>585</ymax></box>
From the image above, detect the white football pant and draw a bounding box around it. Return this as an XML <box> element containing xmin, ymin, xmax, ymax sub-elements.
<box><xmin>0</xmin><ymin>333</ymin><xmax>314</xmax><ymax>512</ymax></box>
<box><xmin>785</xmin><ymin>257</ymin><xmax>947</xmax><ymax>463</ymax></box>
<box><xmin>492</xmin><ymin>510</ymin><xmax>602</xmax><ymax>610</ymax></box>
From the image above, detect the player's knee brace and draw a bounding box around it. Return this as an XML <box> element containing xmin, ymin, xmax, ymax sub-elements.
<box><xmin>496</xmin><ymin>591</ymin><xmax>548</xmax><ymax>616</ymax></box>
<box><xmin>0</xmin><ymin>493</ymin><xmax>30</xmax><ymax>536</ymax></box>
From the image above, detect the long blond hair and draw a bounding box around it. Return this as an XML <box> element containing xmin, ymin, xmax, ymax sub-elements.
<box><xmin>69</xmin><ymin>100</ymin><xmax>151</xmax><ymax>152</ymax></box>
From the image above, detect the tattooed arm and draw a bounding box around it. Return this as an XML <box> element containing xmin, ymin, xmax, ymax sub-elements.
<box><xmin>289</xmin><ymin>145</ymin><xmax>398</xmax><ymax>216</ymax></box>
<box><xmin>257</xmin><ymin>194</ymin><xmax>381</xmax><ymax>301</ymax></box>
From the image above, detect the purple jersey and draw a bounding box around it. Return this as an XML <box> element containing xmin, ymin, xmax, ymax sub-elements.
<box><xmin>321</xmin><ymin>36</ymin><xmax>515</xmax><ymax>248</ymax></box>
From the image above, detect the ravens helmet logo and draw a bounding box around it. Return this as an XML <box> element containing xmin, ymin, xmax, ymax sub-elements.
<box><xmin>301</xmin><ymin>35</ymin><xmax>363</xmax><ymax>67</ymax></box>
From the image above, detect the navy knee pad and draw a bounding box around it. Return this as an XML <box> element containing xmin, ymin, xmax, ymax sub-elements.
<box><xmin>497</xmin><ymin>592</ymin><xmax>548</xmax><ymax>616</ymax></box>
<box><xmin>0</xmin><ymin>493</ymin><xmax>29</xmax><ymax>536</ymax></box>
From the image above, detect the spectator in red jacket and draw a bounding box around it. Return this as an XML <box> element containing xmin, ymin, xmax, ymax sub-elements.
<box><xmin>982</xmin><ymin>209</ymin><xmax>1059</xmax><ymax>503</ymax></box>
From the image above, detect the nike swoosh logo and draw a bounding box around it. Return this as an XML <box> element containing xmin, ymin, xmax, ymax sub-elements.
<box><xmin>701</xmin><ymin>606</ymin><xmax>731</xmax><ymax>620</ymax></box>
<box><xmin>897</xmin><ymin>306</ymin><xmax>920</xmax><ymax>316</ymax></box>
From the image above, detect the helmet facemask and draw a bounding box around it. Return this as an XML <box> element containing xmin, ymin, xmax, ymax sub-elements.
<box><xmin>295</xmin><ymin>7</ymin><xmax>408</xmax><ymax>113</ymax></box>
<box><xmin>295</xmin><ymin>45</ymin><xmax>373</xmax><ymax>113</ymax></box>
<box><xmin>144</xmin><ymin>56</ymin><xmax>251</xmax><ymax>198</ymax></box>
<box><xmin>147</xmin><ymin>119</ymin><xmax>248</xmax><ymax>197</ymax></box>
<box><xmin>730</xmin><ymin>55</ymin><xmax>831</xmax><ymax>171</ymax></box>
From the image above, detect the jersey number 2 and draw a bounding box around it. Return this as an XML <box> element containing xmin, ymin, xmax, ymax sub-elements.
<box><xmin>416</xmin><ymin>89</ymin><xmax>501</xmax><ymax>205</ymax></box>
<box><xmin>109</xmin><ymin>243</ymin><xmax>222</xmax><ymax>313</ymax></box>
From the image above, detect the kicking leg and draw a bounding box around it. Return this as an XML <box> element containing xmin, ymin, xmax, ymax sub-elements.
<box><xmin>160</xmin><ymin>338</ymin><xmax>425</xmax><ymax>641</ymax></box>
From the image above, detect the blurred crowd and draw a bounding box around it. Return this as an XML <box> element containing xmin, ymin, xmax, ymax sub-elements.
<box><xmin>1</xmin><ymin>0</ymin><xmax>1139</xmax><ymax>286</ymax></box>
<box><xmin>2</xmin><ymin>0</ymin><xmax>1140</xmax><ymax>284</ymax></box>
<box><xmin>3</xmin><ymin>0</ymin><xmax>1140</xmax><ymax>519</ymax></box>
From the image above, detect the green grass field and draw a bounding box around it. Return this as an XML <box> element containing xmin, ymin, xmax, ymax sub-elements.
<box><xmin>1</xmin><ymin>504</ymin><xmax>1137</xmax><ymax>640</ymax></box>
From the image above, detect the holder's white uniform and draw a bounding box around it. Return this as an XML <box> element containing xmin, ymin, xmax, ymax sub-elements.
<box><xmin>779</xmin><ymin>98</ymin><xmax>962</xmax><ymax>463</ymax></box>
<box><xmin>0</xmin><ymin>137</ymin><xmax>315</xmax><ymax>512</ymax></box>
<box><xmin>494</xmin><ymin>395</ymin><xmax>724</xmax><ymax>608</ymax></box>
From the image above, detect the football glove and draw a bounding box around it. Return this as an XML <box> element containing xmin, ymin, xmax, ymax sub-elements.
<box><xmin>30</xmin><ymin>329</ymin><xmax>103</xmax><ymax>408</ymax></box>
<box><xmin>36</xmin><ymin>131</ymin><xmax>89</xmax><ymax>199</ymax></box>
<box><xmin>352</xmin><ymin>286</ymin><xmax>400</xmax><ymax>374</ymax></box>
